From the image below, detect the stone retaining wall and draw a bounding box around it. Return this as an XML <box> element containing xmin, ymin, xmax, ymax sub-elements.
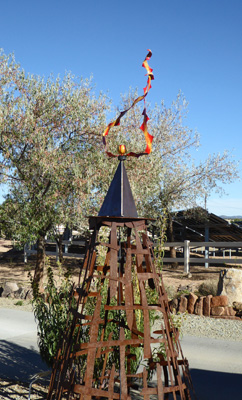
<box><xmin>2</xmin><ymin>281</ymin><xmax>242</xmax><ymax>321</ymax></box>
<box><xmin>169</xmin><ymin>293</ymin><xmax>242</xmax><ymax>320</ymax></box>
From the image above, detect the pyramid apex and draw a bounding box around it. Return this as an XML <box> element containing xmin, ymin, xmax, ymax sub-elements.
<box><xmin>98</xmin><ymin>160</ymin><xmax>138</xmax><ymax>218</ymax></box>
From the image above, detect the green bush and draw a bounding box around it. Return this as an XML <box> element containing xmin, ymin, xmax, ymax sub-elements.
<box><xmin>30</xmin><ymin>257</ymin><xmax>178</xmax><ymax>381</ymax></box>
<box><xmin>175</xmin><ymin>289</ymin><xmax>191</xmax><ymax>298</ymax></box>
<box><xmin>30</xmin><ymin>261</ymin><xmax>74</xmax><ymax>367</ymax></box>
<box><xmin>14</xmin><ymin>300</ymin><xmax>24</xmax><ymax>306</ymax></box>
<box><xmin>196</xmin><ymin>281</ymin><xmax>218</xmax><ymax>297</ymax></box>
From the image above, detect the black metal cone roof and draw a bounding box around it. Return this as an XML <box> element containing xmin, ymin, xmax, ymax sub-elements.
<box><xmin>98</xmin><ymin>160</ymin><xmax>138</xmax><ymax>218</ymax></box>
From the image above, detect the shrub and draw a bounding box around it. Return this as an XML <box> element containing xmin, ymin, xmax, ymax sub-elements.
<box><xmin>30</xmin><ymin>261</ymin><xmax>74</xmax><ymax>367</ymax></box>
<box><xmin>30</xmin><ymin>257</ymin><xmax>181</xmax><ymax>381</ymax></box>
<box><xmin>196</xmin><ymin>281</ymin><xmax>218</xmax><ymax>297</ymax></box>
<box><xmin>14</xmin><ymin>300</ymin><xmax>24</xmax><ymax>306</ymax></box>
<box><xmin>175</xmin><ymin>289</ymin><xmax>191</xmax><ymax>298</ymax></box>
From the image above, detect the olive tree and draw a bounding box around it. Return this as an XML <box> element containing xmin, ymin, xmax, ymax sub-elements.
<box><xmin>0</xmin><ymin>50</ymin><xmax>239</xmax><ymax>282</ymax></box>
<box><xmin>0</xmin><ymin>50</ymin><xmax>109</xmax><ymax>284</ymax></box>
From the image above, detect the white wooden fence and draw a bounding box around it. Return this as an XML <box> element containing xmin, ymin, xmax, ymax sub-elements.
<box><xmin>162</xmin><ymin>241</ymin><xmax>242</xmax><ymax>273</ymax></box>
<box><xmin>25</xmin><ymin>239</ymin><xmax>242</xmax><ymax>273</ymax></box>
<box><xmin>24</xmin><ymin>239</ymin><xmax>86</xmax><ymax>263</ymax></box>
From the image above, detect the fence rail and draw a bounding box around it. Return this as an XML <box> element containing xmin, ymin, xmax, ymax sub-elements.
<box><xmin>24</xmin><ymin>240</ymin><xmax>86</xmax><ymax>262</ymax></box>
<box><xmin>162</xmin><ymin>241</ymin><xmax>242</xmax><ymax>273</ymax></box>
<box><xmin>25</xmin><ymin>239</ymin><xmax>242</xmax><ymax>273</ymax></box>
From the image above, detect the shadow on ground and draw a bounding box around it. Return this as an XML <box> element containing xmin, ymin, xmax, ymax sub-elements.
<box><xmin>0</xmin><ymin>340</ymin><xmax>49</xmax><ymax>383</ymax></box>
<box><xmin>190</xmin><ymin>368</ymin><xmax>242</xmax><ymax>400</ymax></box>
<box><xmin>0</xmin><ymin>379</ymin><xmax>48</xmax><ymax>400</ymax></box>
<box><xmin>131</xmin><ymin>369</ymin><xmax>241</xmax><ymax>399</ymax></box>
<box><xmin>0</xmin><ymin>341</ymin><xmax>241</xmax><ymax>400</ymax></box>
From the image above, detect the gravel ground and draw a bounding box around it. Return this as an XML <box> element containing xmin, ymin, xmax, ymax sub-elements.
<box><xmin>179</xmin><ymin>313</ymin><xmax>242</xmax><ymax>342</ymax></box>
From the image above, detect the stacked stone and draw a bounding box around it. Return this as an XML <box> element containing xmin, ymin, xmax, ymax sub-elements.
<box><xmin>169</xmin><ymin>293</ymin><xmax>241</xmax><ymax>320</ymax></box>
<box><xmin>0</xmin><ymin>281</ymin><xmax>32</xmax><ymax>300</ymax></box>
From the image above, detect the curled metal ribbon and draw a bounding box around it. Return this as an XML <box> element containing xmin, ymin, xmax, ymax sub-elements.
<box><xmin>103</xmin><ymin>50</ymin><xmax>154</xmax><ymax>158</ymax></box>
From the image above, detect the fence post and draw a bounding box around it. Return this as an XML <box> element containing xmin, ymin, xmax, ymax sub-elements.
<box><xmin>205</xmin><ymin>226</ymin><xmax>209</xmax><ymax>268</ymax></box>
<box><xmin>184</xmin><ymin>240</ymin><xmax>190</xmax><ymax>274</ymax></box>
<box><xmin>56</xmin><ymin>242</ymin><xmax>59</xmax><ymax>262</ymax></box>
<box><xmin>24</xmin><ymin>244</ymin><xmax>28</xmax><ymax>263</ymax></box>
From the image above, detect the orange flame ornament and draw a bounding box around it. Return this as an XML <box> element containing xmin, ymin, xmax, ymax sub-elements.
<box><xmin>103</xmin><ymin>50</ymin><xmax>154</xmax><ymax>158</ymax></box>
<box><xmin>118</xmin><ymin>144</ymin><xmax>126</xmax><ymax>155</ymax></box>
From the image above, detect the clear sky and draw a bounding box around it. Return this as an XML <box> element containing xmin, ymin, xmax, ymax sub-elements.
<box><xmin>1</xmin><ymin>0</ymin><xmax>242</xmax><ymax>216</ymax></box>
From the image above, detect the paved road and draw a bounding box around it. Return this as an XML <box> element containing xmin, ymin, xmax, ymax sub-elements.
<box><xmin>0</xmin><ymin>308</ymin><xmax>241</xmax><ymax>399</ymax></box>
<box><xmin>181</xmin><ymin>335</ymin><xmax>242</xmax><ymax>374</ymax></box>
<box><xmin>181</xmin><ymin>336</ymin><xmax>242</xmax><ymax>399</ymax></box>
<box><xmin>0</xmin><ymin>308</ymin><xmax>49</xmax><ymax>383</ymax></box>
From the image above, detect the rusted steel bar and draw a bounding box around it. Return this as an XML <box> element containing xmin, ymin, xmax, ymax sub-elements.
<box><xmin>47</xmin><ymin>217</ymin><xmax>196</xmax><ymax>400</ymax></box>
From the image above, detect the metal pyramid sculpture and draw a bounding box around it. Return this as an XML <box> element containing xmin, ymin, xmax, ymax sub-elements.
<box><xmin>98</xmin><ymin>159</ymin><xmax>138</xmax><ymax>218</ymax></box>
<box><xmin>47</xmin><ymin>50</ymin><xmax>196</xmax><ymax>399</ymax></box>
<box><xmin>47</xmin><ymin>159</ymin><xmax>196</xmax><ymax>400</ymax></box>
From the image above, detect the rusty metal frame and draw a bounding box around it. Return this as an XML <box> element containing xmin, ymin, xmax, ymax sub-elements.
<box><xmin>47</xmin><ymin>217</ymin><xmax>196</xmax><ymax>399</ymax></box>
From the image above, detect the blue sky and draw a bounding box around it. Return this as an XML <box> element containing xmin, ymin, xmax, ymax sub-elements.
<box><xmin>1</xmin><ymin>0</ymin><xmax>242</xmax><ymax>216</ymax></box>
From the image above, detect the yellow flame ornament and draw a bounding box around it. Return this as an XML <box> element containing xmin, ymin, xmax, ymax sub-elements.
<box><xmin>103</xmin><ymin>50</ymin><xmax>154</xmax><ymax>158</ymax></box>
<box><xmin>118</xmin><ymin>144</ymin><xmax>126</xmax><ymax>155</ymax></box>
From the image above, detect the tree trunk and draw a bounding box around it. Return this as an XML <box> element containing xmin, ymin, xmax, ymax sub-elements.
<box><xmin>167</xmin><ymin>212</ymin><xmax>178</xmax><ymax>268</ymax></box>
<box><xmin>34</xmin><ymin>235</ymin><xmax>46</xmax><ymax>287</ymax></box>
<box><xmin>56</xmin><ymin>234</ymin><xmax>63</xmax><ymax>263</ymax></box>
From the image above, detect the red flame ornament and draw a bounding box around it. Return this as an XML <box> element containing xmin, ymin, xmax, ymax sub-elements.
<box><xmin>103</xmin><ymin>50</ymin><xmax>154</xmax><ymax>158</ymax></box>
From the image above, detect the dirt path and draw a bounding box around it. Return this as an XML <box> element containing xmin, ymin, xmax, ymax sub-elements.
<box><xmin>0</xmin><ymin>239</ymin><xmax>13</xmax><ymax>254</ymax></box>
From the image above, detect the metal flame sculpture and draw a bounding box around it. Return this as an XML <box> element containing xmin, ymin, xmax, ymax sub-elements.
<box><xmin>47</xmin><ymin>51</ymin><xmax>196</xmax><ymax>400</ymax></box>
<box><xmin>103</xmin><ymin>50</ymin><xmax>154</xmax><ymax>158</ymax></box>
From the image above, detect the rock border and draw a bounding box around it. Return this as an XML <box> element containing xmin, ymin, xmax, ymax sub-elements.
<box><xmin>169</xmin><ymin>293</ymin><xmax>242</xmax><ymax>320</ymax></box>
<box><xmin>0</xmin><ymin>281</ymin><xmax>33</xmax><ymax>300</ymax></box>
